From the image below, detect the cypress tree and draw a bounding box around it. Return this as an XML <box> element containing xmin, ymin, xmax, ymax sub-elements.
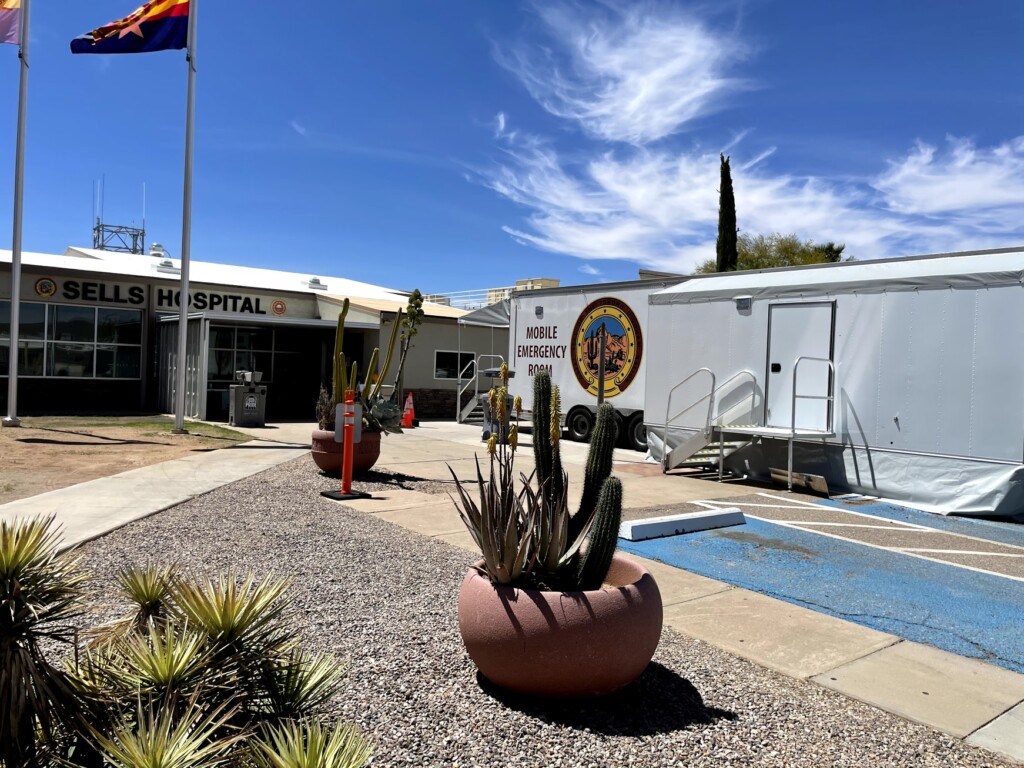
<box><xmin>716</xmin><ymin>153</ymin><xmax>738</xmax><ymax>272</ymax></box>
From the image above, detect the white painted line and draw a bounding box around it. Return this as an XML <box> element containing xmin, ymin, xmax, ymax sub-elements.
<box><xmin>790</xmin><ymin>522</ymin><xmax>918</xmax><ymax>530</ymax></box>
<box><xmin>701</xmin><ymin>500</ymin><xmax>842</xmax><ymax>511</ymax></box>
<box><xmin>619</xmin><ymin>508</ymin><xmax>746</xmax><ymax>542</ymax></box>
<box><xmin>757</xmin><ymin>492</ymin><xmax>829</xmax><ymax>509</ymax></box>
<box><xmin>897</xmin><ymin>548</ymin><xmax>1024</xmax><ymax>558</ymax></box>
<box><xmin>691</xmin><ymin>500</ymin><xmax>723</xmax><ymax>510</ymax></box>
<box><xmin>745</xmin><ymin>514</ymin><xmax>1024</xmax><ymax>583</ymax></box>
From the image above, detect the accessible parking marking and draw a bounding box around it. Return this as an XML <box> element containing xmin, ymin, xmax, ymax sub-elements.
<box><xmin>693</xmin><ymin>493</ymin><xmax>1024</xmax><ymax>582</ymax></box>
<box><xmin>619</xmin><ymin>491</ymin><xmax>1024</xmax><ymax>672</ymax></box>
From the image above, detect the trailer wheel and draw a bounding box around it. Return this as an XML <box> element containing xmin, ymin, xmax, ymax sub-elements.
<box><xmin>614</xmin><ymin>410</ymin><xmax>625</xmax><ymax>446</ymax></box>
<box><xmin>566</xmin><ymin>407</ymin><xmax>594</xmax><ymax>442</ymax></box>
<box><xmin>626</xmin><ymin>412</ymin><xmax>648</xmax><ymax>452</ymax></box>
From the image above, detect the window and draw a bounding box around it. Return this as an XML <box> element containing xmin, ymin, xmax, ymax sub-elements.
<box><xmin>0</xmin><ymin>301</ymin><xmax>142</xmax><ymax>379</ymax></box>
<box><xmin>208</xmin><ymin>324</ymin><xmax>275</xmax><ymax>383</ymax></box>
<box><xmin>434</xmin><ymin>350</ymin><xmax>475</xmax><ymax>380</ymax></box>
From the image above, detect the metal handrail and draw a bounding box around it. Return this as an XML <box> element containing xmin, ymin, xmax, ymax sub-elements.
<box><xmin>477</xmin><ymin>354</ymin><xmax>505</xmax><ymax>372</ymax></box>
<box><xmin>787</xmin><ymin>356</ymin><xmax>835</xmax><ymax>491</ymax></box>
<box><xmin>663</xmin><ymin>367</ymin><xmax>715</xmax><ymax>470</ymax></box>
<box><xmin>710</xmin><ymin>369</ymin><xmax>758</xmax><ymax>425</ymax></box>
<box><xmin>455</xmin><ymin>358</ymin><xmax>478</xmax><ymax>422</ymax></box>
<box><xmin>455</xmin><ymin>354</ymin><xmax>507</xmax><ymax>423</ymax></box>
<box><xmin>709</xmin><ymin>369</ymin><xmax>758</xmax><ymax>482</ymax></box>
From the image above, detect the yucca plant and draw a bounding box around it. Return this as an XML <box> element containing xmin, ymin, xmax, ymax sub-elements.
<box><xmin>170</xmin><ymin>572</ymin><xmax>293</xmax><ymax>658</ymax></box>
<box><xmin>450</xmin><ymin>366</ymin><xmax>623</xmax><ymax>590</ymax></box>
<box><xmin>168</xmin><ymin>571</ymin><xmax>332</xmax><ymax>729</ymax></box>
<box><xmin>88</xmin><ymin>622</ymin><xmax>217</xmax><ymax>704</ymax></box>
<box><xmin>250</xmin><ymin>720</ymin><xmax>372</xmax><ymax>768</ymax></box>
<box><xmin>87</xmin><ymin>564</ymin><xmax>179</xmax><ymax>647</ymax></box>
<box><xmin>0</xmin><ymin>515</ymin><xmax>87</xmax><ymax>766</ymax></box>
<box><xmin>256</xmin><ymin>649</ymin><xmax>349</xmax><ymax>720</ymax></box>
<box><xmin>90</xmin><ymin>694</ymin><xmax>243</xmax><ymax>768</ymax></box>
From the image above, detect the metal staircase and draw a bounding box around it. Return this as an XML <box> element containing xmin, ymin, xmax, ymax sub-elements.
<box><xmin>456</xmin><ymin>355</ymin><xmax>505</xmax><ymax>424</ymax></box>
<box><xmin>662</xmin><ymin>358</ymin><xmax>836</xmax><ymax>489</ymax></box>
<box><xmin>662</xmin><ymin>369</ymin><xmax>758</xmax><ymax>475</ymax></box>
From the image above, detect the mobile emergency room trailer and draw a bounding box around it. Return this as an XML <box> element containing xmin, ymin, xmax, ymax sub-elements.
<box><xmin>646</xmin><ymin>246</ymin><xmax>1024</xmax><ymax>518</ymax></box>
<box><xmin>508</xmin><ymin>278</ymin><xmax>678</xmax><ymax>451</ymax></box>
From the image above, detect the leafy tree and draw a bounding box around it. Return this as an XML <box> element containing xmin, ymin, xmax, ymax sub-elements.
<box><xmin>715</xmin><ymin>154</ymin><xmax>738</xmax><ymax>272</ymax></box>
<box><xmin>697</xmin><ymin>233</ymin><xmax>849</xmax><ymax>274</ymax></box>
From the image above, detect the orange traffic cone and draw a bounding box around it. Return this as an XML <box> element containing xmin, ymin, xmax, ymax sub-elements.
<box><xmin>401</xmin><ymin>392</ymin><xmax>415</xmax><ymax>428</ymax></box>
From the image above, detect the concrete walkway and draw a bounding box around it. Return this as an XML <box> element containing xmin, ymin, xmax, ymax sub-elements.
<box><xmin>1</xmin><ymin>419</ymin><xmax>1021</xmax><ymax>764</ymax></box>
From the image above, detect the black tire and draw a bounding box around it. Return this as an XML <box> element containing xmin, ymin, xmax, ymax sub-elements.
<box><xmin>566</xmin><ymin>407</ymin><xmax>594</xmax><ymax>442</ymax></box>
<box><xmin>626</xmin><ymin>411</ymin><xmax>648</xmax><ymax>452</ymax></box>
<box><xmin>613</xmin><ymin>410</ymin><xmax>626</xmax><ymax>447</ymax></box>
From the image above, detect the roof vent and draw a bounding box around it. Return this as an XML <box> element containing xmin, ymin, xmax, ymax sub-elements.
<box><xmin>307</xmin><ymin>277</ymin><xmax>327</xmax><ymax>290</ymax></box>
<box><xmin>149</xmin><ymin>243</ymin><xmax>167</xmax><ymax>258</ymax></box>
<box><xmin>154</xmin><ymin>257</ymin><xmax>180</xmax><ymax>275</ymax></box>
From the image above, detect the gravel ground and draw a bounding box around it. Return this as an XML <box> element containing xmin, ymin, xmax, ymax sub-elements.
<box><xmin>71</xmin><ymin>457</ymin><xmax>1012</xmax><ymax>768</ymax></box>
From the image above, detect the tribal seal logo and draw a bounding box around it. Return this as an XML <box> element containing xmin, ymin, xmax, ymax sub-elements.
<box><xmin>271</xmin><ymin>299</ymin><xmax>287</xmax><ymax>316</ymax></box>
<box><xmin>34</xmin><ymin>277</ymin><xmax>57</xmax><ymax>298</ymax></box>
<box><xmin>570</xmin><ymin>297</ymin><xmax>643</xmax><ymax>398</ymax></box>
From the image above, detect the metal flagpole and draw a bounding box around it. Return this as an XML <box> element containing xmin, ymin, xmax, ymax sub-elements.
<box><xmin>173</xmin><ymin>0</ymin><xmax>198</xmax><ymax>434</ymax></box>
<box><xmin>3</xmin><ymin>0</ymin><xmax>30</xmax><ymax>428</ymax></box>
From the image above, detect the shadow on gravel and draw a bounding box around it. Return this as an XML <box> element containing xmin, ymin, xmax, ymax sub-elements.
<box><xmin>319</xmin><ymin>469</ymin><xmax>436</xmax><ymax>490</ymax></box>
<box><xmin>477</xmin><ymin>662</ymin><xmax>736</xmax><ymax>735</ymax></box>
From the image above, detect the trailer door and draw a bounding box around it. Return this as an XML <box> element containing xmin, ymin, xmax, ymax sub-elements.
<box><xmin>765</xmin><ymin>302</ymin><xmax>834</xmax><ymax>430</ymax></box>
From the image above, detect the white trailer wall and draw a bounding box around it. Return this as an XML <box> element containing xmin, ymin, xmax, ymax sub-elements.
<box><xmin>647</xmin><ymin>248</ymin><xmax>1024</xmax><ymax>517</ymax></box>
<box><xmin>508</xmin><ymin>280</ymin><xmax>676</xmax><ymax>416</ymax></box>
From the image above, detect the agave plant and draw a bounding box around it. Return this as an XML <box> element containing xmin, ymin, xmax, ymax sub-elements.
<box><xmin>0</xmin><ymin>515</ymin><xmax>87</xmax><ymax>766</ymax></box>
<box><xmin>250</xmin><ymin>720</ymin><xmax>372</xmax><ymax>768</ymax></box>
<box><xmin>450</xmin><ymin>366</ymin><xmax>624</xmax><ymax>591</ymax></box>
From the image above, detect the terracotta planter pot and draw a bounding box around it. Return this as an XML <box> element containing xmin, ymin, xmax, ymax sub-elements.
<box><xmin>310</xmin><ymin>429</ymin><xmax>381</xmax><ymax>475</ymax></box>
<box><xmin>458</xmin><ymin>554</ymin><xmax>663</xmax><ymax>697</ymax></box>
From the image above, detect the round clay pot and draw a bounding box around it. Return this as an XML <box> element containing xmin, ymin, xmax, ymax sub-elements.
<box><xmin>457</xmin><ymin>554</ymin><xmax>663</xmax><ymax>697</ymax></box>
<box><xmin>310</xmin><ymin>429</ymin><xmax>381</xmax><ymax>475</ymax></box>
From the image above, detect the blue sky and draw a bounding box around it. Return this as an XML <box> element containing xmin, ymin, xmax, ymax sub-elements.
<box><xmin>0</xmin><ymin>1</ymin><xmax>1021</xmax><ymax>291</ymax></box>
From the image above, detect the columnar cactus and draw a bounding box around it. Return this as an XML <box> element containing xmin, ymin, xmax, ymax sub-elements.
<box><xmin>332</xmin><ymin>299</ymin><xmax>351</xmax><ymax>404</ymax></box>
<box><xmin>576</xmin><ymin>476</ymin><xmax>623</xmax><ymax>590</ymax></box>
<box><xmin>570</xmin><ymin>403</ymin><xmax>617</xmax><ymax>541</ymax></box>
<box><xmin>529</xmin><ymin>370</ymin><xmax>622</xmax><ymax>590</ymax></box>
<box><xmin>322</xmin><ymin>298</ymin><xmax>406</xmax><ymax>433</ymax></box>
<box><xmin>532</xmin><ymin>371</ymin><xmax>554</xmax><ymax>496</ymax></box>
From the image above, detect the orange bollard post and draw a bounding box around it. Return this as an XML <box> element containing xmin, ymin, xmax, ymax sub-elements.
<box><xmin>320</xmin><ymin>388</ymin><xmax>372</xmax><ymax>502</ymax></box>
<box><xmin>341</xmin><ymin>388</ymin><xmax>355</xmax><ymax>495</ymax></box>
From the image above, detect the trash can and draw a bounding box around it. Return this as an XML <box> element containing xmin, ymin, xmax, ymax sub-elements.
<box><xmin>480</xmin><ymin>392</ymin><xmax>515</xmax><ymax>442</ymax></box>
<box><xmin>228</xmin><ymin>371</ymin><xmax>267</xmax><ymax>427</ymax></box>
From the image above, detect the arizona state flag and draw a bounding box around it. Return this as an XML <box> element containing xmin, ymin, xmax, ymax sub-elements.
<box><xmin>0</xmin><ymin>0</ymin><xmax>20</xmax><ymax>46</ymax></box>
<box><xmin>71</xmin><ymin>0</ymin><xmax>189</xmax><ymax>54</ymax></box>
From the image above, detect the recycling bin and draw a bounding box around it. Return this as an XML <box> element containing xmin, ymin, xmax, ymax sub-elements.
<box><xmin>228</xmin><ymin>371</ymin><xmax>267</xmax><ymax>427</ymax></box>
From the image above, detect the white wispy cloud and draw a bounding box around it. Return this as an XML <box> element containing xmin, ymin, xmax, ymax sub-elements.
<box><xmin>482</xmin><ymin>4</ymin><xmax>1024</xmax><ymax>272</ymax></box>
<box><xmin>497</xmin><ymin>2</ymin><xmax>750</xmax><ymax>144</ymax></box>
<box><xmin>876</xmin><ymin>136</ymin><xmax>1024</xmax><ymax>217</ymax></box>
<box><xmin>290</xmin><ymin>120</ymin><xmax>308</xmax><ymax>137</ymax></box>
<box><xmin>579</xmin><ymin>263</ymin><xmax>601</xmax><ymax>275</ymax></box>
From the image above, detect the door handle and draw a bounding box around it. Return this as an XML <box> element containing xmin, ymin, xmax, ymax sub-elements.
<box><xmin>770</xmin><ymin>363</ymin><xmax>781</xmax><ymax>373</ymax></box>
